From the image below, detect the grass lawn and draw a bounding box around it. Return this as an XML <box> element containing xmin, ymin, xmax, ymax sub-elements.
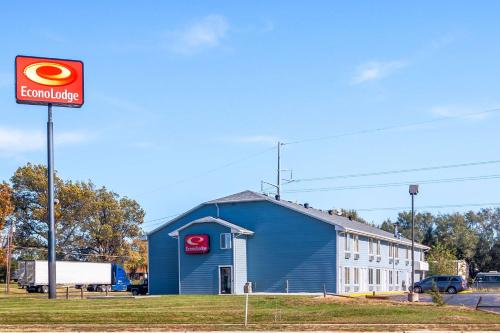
<box><xmin>0</xmin><ymin>294</ymin><xmax>498</xmax><ymax>331</ymax></box>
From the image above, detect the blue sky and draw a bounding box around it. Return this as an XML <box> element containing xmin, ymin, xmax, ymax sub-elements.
<box><xmin>1</xmin><ymin>1</ymin><xmax>500</xmax><ymax>231</ymax></box>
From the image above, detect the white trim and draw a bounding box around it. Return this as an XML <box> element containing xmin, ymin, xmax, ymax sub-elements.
<box><xmin>218</xmin><ymin>265</ymin><xmax>233</xmax><ymax>295</ymax></box>
<box><xmin>232</xmin><ymin>234</ymin><xmax>236</xmax><ymax>294</ymax></box>
<box><xmin>146</xmin><ymin>235</ymin><xmax>151</xmax><ymax>295</ymax></box>
<box><xmin>336</xmin><ymin>230</ymin><xmax>340</xmax><ymax>294</ymax></box>
<box><xmin>168</xmin><ymin>217</ymin><xmax>253</xmax><ymax>237</ymax></box>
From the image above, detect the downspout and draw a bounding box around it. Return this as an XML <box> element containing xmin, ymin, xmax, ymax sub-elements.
<box><xmin>214</xmin><ymin>203</ymin><xmax>220</xmax><ymax>218</ymax></box>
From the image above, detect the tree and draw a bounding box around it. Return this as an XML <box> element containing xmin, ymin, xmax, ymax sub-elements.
<box><xmin>427</xmin><ymin>242</ymin><xmax>457</xmax><ymax>275</ymax></box>
<box><xmin>81</xmin><ymin>187</ymin><xmax>144</xmax><ymax>263</ymax></box>
<box><xmin>381</xmin><ymin>212</ymin><xmax>435</xmax><ymax>245</ymax></box>
<box><xmin>434</xmin><ymin>213</ymin><xmax>478</xmax><ymax>263</ymax></box>
<box><xmin>124</xmin><ymin>238</ymin><xmax>148</xmax><ymax>278</ymax></box>
<box><xmin>10</xmin><ymin>163</ymin><xmax>145</xmax><ymax>263</ymax></box>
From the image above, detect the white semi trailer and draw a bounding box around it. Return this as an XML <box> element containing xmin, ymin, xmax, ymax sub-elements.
<box><xmin>19</xmin><ymin>260</ymin><xmax>130</xmax><ymax>293</ymax></box>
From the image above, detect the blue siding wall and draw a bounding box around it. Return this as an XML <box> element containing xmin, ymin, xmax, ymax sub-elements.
<box><xmin>215</xmin><ymin>201</ymin><xmax>337</xmax><ymax>293</ymax></box>
<box><xmin>148</xmin><ymin>205</ymin><xmax>215</xmax><ymax>295</ymax></box>
<box><xmin>149</xmin><ymin>200</ymin><xmax>338</xmax><ymax>294</ymax></box>
<box><xmin>179</xmin><ymin>222</ymin><xmax>233</xmax><ymax>294</ymax></box>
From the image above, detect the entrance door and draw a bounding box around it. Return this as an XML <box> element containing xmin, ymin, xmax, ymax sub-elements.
<box><xmin>219</xmin><ymin>266</ymin><xmax>232</xmax><ymax>294</ymax></box>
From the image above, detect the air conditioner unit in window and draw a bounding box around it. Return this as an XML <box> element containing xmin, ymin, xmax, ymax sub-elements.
<box><xmin>376</xmin><ymin>255</ymin><xmax>381</xmax><ymax>262</ymax></box>
<box><xmin>405</xmin><ymin>259</ymin><xmax>410</xmax><ymax>266</ymax></box>
<box><xmin>345</xmin><ymin>252</ymin><xmax>351</xmax><ymax>259</ymax></box>
<box><xmin>395</xmin><ymin>259</ymin><xmax>399</xmax><ymax>264</ymax></box>
<box><xmin>354</xmin><ymin>286</ymin><xmax>359</xmax><ymax>292</ymax></box>
<box><xmin>369</xmin><ymin>254</ymin><xmax>374</xmax><ymax>261</ymax></box>
<box><xmin>389</xmin><ymin>258</ymin><xmax>393</xmax><ymax>264</ymax></box>
<box><xmin>345</xmin><ymin>286</ymin><xmax>350</xmax><ymax>292</ymax></box>
<box><xmin>369</xmin><ymin>286</ymin><xmax>374</xmax><ymax>291</ymax></box>
<box><xmin>354</xmin><ymin>253</ymin><xmax>360</xmax><ymax>260</ymax></box>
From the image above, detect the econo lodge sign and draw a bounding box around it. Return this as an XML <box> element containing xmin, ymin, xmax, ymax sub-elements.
<box><xmin>184</xmin><ymin>234</ymin><xmax>210</xmax><ymax>254</ymax></box>
<box><xmin>15</xmin><ymin>55</ymin><xmax>84</xmax><ymax>107</ymax></box>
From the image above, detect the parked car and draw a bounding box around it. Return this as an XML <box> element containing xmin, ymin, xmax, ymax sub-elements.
<box><xmin>473</xmin><ymin>271</ymin><xmax>500</xmax><ymax>289</ymax></box>
<box><xmin>413</xmin><ymin>275</ymin><xmax>467</xmax><ymax>294</ymax></box>
<box><xmin>127</xmin><ymin>278</ymin><xmax>148</xmax><ymax>296</ymax></box>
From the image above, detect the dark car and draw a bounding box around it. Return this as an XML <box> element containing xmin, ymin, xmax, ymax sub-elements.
<box><xmin>413</xmin><ymin>275</ymin><xmax>467</xmax><ymax>294</ymax></box>
<box><xmin>473</xmin><ymin>272</ymin><xmax>500</xmax><ymax>289</ymax></box>
<box><xmin>127</xmin><ymin>278</ymin><xmax>148</xmax><ymax>296</ymax></box>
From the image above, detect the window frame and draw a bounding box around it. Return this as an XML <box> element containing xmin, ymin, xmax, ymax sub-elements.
<box><xmin>220</xmin><ymin>233</ymin><xmax>232</xmax><ymax>250</ymax></box>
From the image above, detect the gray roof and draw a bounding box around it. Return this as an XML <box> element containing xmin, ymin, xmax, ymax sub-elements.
<box><xmin>208</xmin><ymin>190</ymin><xmax>429</xmax><ymax>249</ymax></box>
<box><xmin>168</xmin><ymin>216</ymin><xmax>254</xmax><ymax>237</ymax></box>
<box><xmin>150</xmin><ymin>190</ymin><xmax>429</xmax><ymax>249</ymax></box>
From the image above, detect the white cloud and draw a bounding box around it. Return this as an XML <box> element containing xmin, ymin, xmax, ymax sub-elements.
<box><xmin>167</xmin><ymin>15</ymin><xmax>229</xmax><ymax>55</ymax></box>
<box><xmin>430</xmin><ymin>105</ymin><xmax>490</xmax><ymax>121</ymax></box>
<box><xmin>351</xmin><ymin>60</ymin><xmax>407</xmax><ymax>85</ymax></box>
<box><xmin>0</xmin><ymin>127</ymin><xmax>91</xmax><ymax>153</ymax></box>
<box><xmin>232</xmin><ymin>135</ymin><xmax>279</xmax><ymax>145</ymax></box>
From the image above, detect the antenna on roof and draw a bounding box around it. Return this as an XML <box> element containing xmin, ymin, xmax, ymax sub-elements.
<box><xmin>260</xmin><ymin>141</ymin><xmax>293</xmax><ymax>201</ymax></box>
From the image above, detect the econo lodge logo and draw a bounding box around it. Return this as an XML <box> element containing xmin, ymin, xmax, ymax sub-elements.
<box><xmin>184</xmin><ymin>234</ymin><xmax>210</xmax><ymax>254</ymax></box>
<box><xmin>16</xmin><ymin>56</ymin><xmax>84</xmax><ymax>107</ymax></box>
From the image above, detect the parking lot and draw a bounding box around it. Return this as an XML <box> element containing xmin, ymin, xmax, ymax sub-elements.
<box><xmin>391</xmin><ymin>292</ymin><xmax>500</xmax><ymax>313</ymax></box>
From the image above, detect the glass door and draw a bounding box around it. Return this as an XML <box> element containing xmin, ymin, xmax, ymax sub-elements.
<box><xmin>219</xmin><ymin>266</ymin><xmax>232</xmax><ymax>294</ymax></box>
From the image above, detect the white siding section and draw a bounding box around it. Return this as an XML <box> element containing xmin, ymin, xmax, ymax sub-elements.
<box><xmin>233</xmin><ymin>235</ymin><xmax>248</xmax><ymax>294</ymax></box>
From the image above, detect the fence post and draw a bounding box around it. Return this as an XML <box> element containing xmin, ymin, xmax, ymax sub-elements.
<box><xmin>323</xmin><ymin>284</ymin><xmax>326</xmax><ymax>298</ymax></box>
<box><xmin>244</xmin><ymin>292</ymin><xmax>249</xmax><ymax>327</ymax></box>
<box><xmin>81</xmin><ymin>288</ymin><xmax>84</xmax><ymax>299</ymax></box>
<box><xmin>66</xmin><ymin>287</ymin><xmax>69</xmax><ymax>300</ymax></box>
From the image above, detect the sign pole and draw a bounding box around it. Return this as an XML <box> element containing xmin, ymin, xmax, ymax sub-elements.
<box><xmin>47</xmin><ymin>103</ymin><xmax>56</xmax><ymax>299</ymax></box>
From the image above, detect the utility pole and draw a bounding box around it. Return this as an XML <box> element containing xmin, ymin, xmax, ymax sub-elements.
<box><xmin>5</xmin><ymin>224</ymin><xmax>14</xmax><ymax>295</ymax></box>
<box><xmin>277</xmin><ymin>141</ymin><xmax>281</xmax><ymax>198</ymax></box>
<box><xmin>261</xmin><ymin>142</ymin><xmax>291</xmax><ymax>200</ymax></box>
<box><xmin>408</xmin><ymin>184</ymin><xmax>419</xmax><ymax>302</ymax></box>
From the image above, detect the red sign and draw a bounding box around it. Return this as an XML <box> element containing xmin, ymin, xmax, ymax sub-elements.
<box><xmin>15</xmin><ymin>55</ymin><xmax>84</xmax><ymax>107</ymax></box>
<box><xmin>184</xmin><ymin>234</ymin><xmax>210</xmax><ymax>254</ymax></box>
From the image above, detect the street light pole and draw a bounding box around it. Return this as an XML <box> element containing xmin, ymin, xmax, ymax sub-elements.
<box><xmin>47</xmin><ymin>103</ymin><xmax>56</xmax><ymax>299</ymax></box>
<box><xmin>408</xmin><ymin>184</ymin><xmax>419</xmax><ymax>302</ymax></box>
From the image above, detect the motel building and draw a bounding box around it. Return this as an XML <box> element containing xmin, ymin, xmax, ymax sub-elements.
<box><xmin>147</xmin><ymin>191</ymin><xmax>429</xmax><ymax>295</ymax></box>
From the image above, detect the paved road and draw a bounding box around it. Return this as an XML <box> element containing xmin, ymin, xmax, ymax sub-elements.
<box><xmin>391</xmin><ymin>292</ymin><xmax>500</xmax><ymax>313</ymax></box>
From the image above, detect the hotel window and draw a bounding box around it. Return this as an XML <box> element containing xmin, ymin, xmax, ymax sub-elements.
<box><xmin>354</xmin><ymin>267</ymin><xmax>359</xmax><ymax>285</ymax></box>
<box><xmin>406</xmin><ymin>246</ymin><xmax>409</xmax><ymax>259</ymax></box>
<box><xmin>354</xmin><ymin>235</ymin><xmax>360</xmax><ymax>253</ymax></box>
<box><xmin>368</xmin><ymin>238</ymin><xmax>374</xmax><ymax>254</ymax></box>
<box><xmin>396</xmin><ymin>271</ymin><xmax>400</xmax><ymax>285</ymax></box>
<box><xmin>376</xmin><ymin>269</ymin><xmax>381</xmax><ymax>285</ymax></box>
<box><xmin>395</xmin><ymin>244</ymin><xmax>399</xmax><ymax>258</ymax></box>
<box><xmin>389</xmin><ymin>271</ymin><xmax>393</xmax><ymax>285</ymax></box>
<box><xmin>389</xmin><ymin>243</ymin><xmax>394</xmax><ymax>258</ymax></box>
<box><xmin>368</xmin><ymin>268</ymin><xmax>374</xmax><ymax>285</ymax></box>
<box><xmin>376</xmin><ymin>240</ymin><xmax>381</xmax><ymax>256</ymax></box>
<box><xmin>220</xmin><ymin>233</ymin><xmax>232</xmax><ymax>250</ymax></box>
<box><xmin>344</xmin><ymin>267</ymin><xmax>350</xmax><ymax>285</ymax></box>
<box><xmin>345</xmin><ymin>233</ymin><xmax>352</xmax><ymax>251</ymax></box>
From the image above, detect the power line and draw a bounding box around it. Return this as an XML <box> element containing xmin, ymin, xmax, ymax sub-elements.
<box><xmin>351</xmin><ymin>202</ymin><xmax>500</xmax><ymax>212</ymax></box>
<box><xmin>283</xmin><ymin>108</ymin><xmax>500</xmax><ymax>145</ymax></box>
<box><xmin>284</xmin><ymin>174</ymin><xmax>500</xmax><ymax>193</ymax></box>
<box><xmin>290</xmin><ymin>159</ymin><xmax>500</xmax><ymax>183</ymax></box>
<box><xmin>142</xmin><ymin>213</ymin><xmax>181</xmax><ymax>225</ymax></box>
<box><xmin>136</xmin><ymin>146</ymin><xmax>276</xmax><ymax>197</ymax></box>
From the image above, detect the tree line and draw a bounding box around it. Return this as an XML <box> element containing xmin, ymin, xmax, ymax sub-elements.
<box><xmin>0</xmin><ymin>163</ymin><xmax>146</xmax><ymax>278</ymax></box>
<box><xmin>380</xmin><ymin>210</ymin><xmax>500</xmax><ymax>276</ymax></box>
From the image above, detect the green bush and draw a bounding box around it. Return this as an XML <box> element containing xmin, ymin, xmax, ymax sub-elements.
<box><xmin>427</xmin><ymin>284</ymin><xmax>445</xmax><ymax>306</ymax></box>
